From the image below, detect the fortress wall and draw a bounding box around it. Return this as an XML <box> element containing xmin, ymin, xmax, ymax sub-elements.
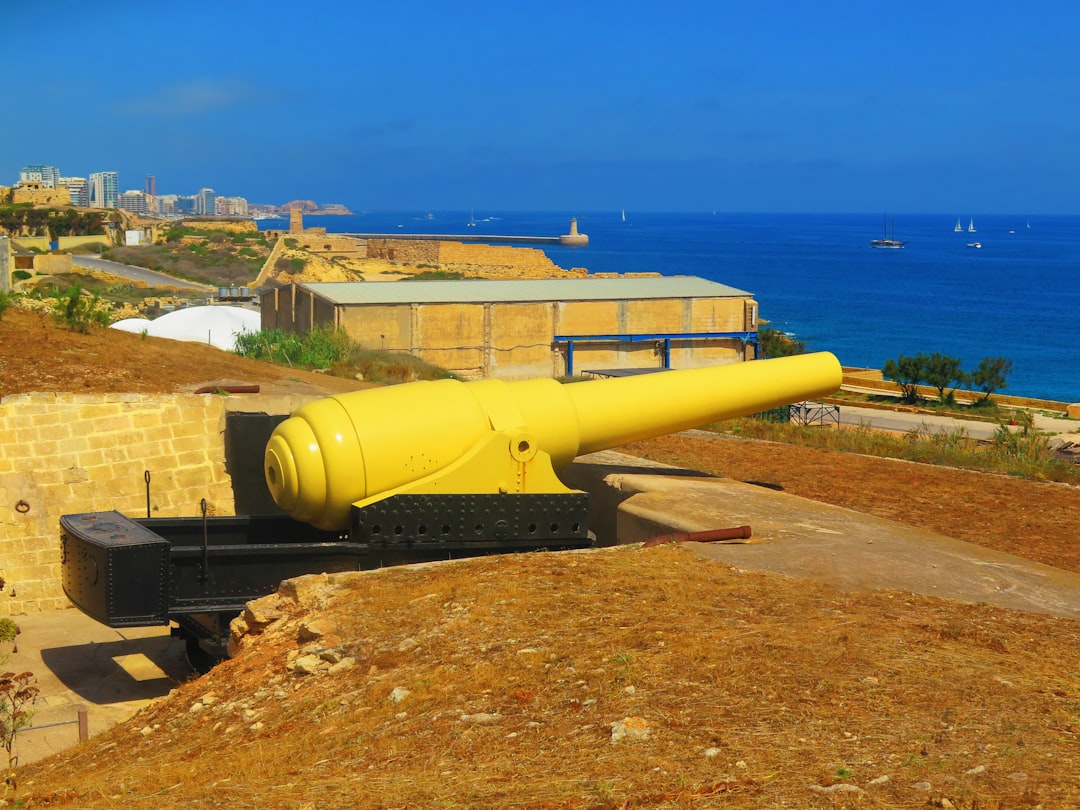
<box><xmin>365</xmin><ymin>239</ymin><xmax>440</xmax><ymax>264</ymax></box>
<box><xmin>0</xmin><ymin>393</ymin><xmax>235</xmax><ymax>615</ymax></box>
<box><xmin>12</xmin><ymin>187</ymin><xmax>71</xmax><ymax>206</ymax></box>
<box><xmin>180</xmin><ymin>219</ymin><xmax>258</xmax><ymax>234</ymax></box>
<box><xmin>437</xmin><ymin>242</ymin><xmax>569</xmax><ymax>276</ymax></box>
<box><xmin>293</xmin><ymin>235</ymin><xmax>364</xmax><ymax>255</ymax></box>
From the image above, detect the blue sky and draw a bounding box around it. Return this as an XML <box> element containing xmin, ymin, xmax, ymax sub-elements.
<box><xmin>4</xmin><ymin>0</ymin><xmax>1079</xmax><ymax>213</ymax></box>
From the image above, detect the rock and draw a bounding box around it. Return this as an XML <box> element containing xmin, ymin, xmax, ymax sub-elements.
<box><xmin>809</xmin><ymin>784</ymin><xmax>863</xmax><ymax>794</ymax></box>
<box><xmin>298</xmin><ymin>618</ymin><xmax>337</xmax><ymax>643</ymax></box>
<box><xmin>910</xmin><ymin>781</ymin><xmax>932</xmax><ymax>792</ymax></box>
<box><xmin>278</xmin><ymin>573</ymin><xmax>331</xmax><ymax>605</ymax></box>
<box><xmin>703</xmin><ymin>747</ymin><xmax>720</xmax><ymax>758</ymax></box>
<box><xmin>964</xmin><ymin>765</ymin><xmax>986</xmax><ymax>776</ymax></box>
<box><xmin>328</xmin><ymin>657</ymin><xmax>356</xmax><ymax>675</ymax></box>
<box><xmin>290</xmin><ymin>654</ymin><xmax>324</xmax><ymax>675</ymax></box>
<box><xmin>397</xmin><ymin>637</ymin><xmax>419</xmax><ymax>652</ymax></box>
<box><xmin>610</xmin><ymin>717</ymin><xmax>651</xmax><ymax>744</ymax></box>
<box><xmin>389</xmin><ymin>687</ymin><xmax>411</xmax><ymax>704</ymax></box>
<box><xmin>868</xmin><ymin>775</ymin><xmax>890</xmax><ymax>785</ymax></box>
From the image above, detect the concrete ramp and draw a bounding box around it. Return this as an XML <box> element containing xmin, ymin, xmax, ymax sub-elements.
<box><xmin>567</xmin><ymin>452</ymin><xmax>1080</xmax><ymax>620</ymax></box>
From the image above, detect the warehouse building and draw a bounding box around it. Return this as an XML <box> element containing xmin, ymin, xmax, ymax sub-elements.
<box><xmin>260</xmin><ymin>277</ymin><xmax>759</xmax><ymax>380</ymax></box>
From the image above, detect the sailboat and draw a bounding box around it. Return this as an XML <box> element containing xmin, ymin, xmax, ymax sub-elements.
<box><xmin>954</xmin><ymin>217</ymin><xmax>963</xmax><ymax>233</ymax></box>
<box><xmin>871</xmin><ymin>215</ymin><xmax>906</xmax><ymax>249</ymax></box>
<box><xmin>621</xmin><ymin>209</ymin><xmax>626</xmax><ymax>222</ymax></box>
<box><xmin>467</xmin><ymin>209</ymin><xmax>477</xmax><ymax>227</ymax></box>
<box><xmin>968</xmin><ymin>217</ymin><xmax>976</xmax><ymax>233</ymax></box>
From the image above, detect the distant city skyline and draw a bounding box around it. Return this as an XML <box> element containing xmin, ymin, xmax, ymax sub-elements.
<box><xmin>4</xmin><ymin>1</ymin><xmax>1080</xmax><ymax>215</ymax></box>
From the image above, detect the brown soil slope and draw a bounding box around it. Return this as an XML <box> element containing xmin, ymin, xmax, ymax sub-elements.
<box><xmin>0</xmin><ymin>308</ymin><xmax>369</xmax><ymax>398</ymax></box>
<box><xmin>5</xmin><ymin>312</ymin><xmax>1079</xmax><ymax>809</ymax></box>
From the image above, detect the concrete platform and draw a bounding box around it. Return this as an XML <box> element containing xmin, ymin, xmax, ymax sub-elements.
<box><xmin>4</xmin><ymin>612</ymin><xmax>190</xmax><ymax>766</ymax></box>
<box><xmin>566</xmin><ymin>451</ymin><xmax>1080</xmax><ymax>620</ymax></box>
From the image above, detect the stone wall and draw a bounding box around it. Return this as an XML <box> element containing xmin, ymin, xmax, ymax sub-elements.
<box><xmin>0</xmin><ymin>236</ymin><xmax>10</xmax><ymax>292</ymax></box>
<box><xmin>436</xmin><ymin>241</ymin><xmax>575</xmax><ymax>277</ymax></box>
<box><xmin>179</xmin><ymin>219</ymin><xmax>258</xmax><ymax>235</ymax></box>
<box><xmin>292</xmin><ymin>234</ymin><xmax>365</xmax><ymax>256</ymax></box>
<box><xmin>0</xmin><ymin>393</ymin><xmax>235</xmax><ymax>615</ymax></box>
<box><xmin>365</xmin><ymin>239</ymin><xmax>440</xmax><ymax>264</ymax></box>
<box><xmin>31</xmin><ymin>254</ymin><xmax>73</xmax><ymax>274</ymax></box>
<box><xmin>12</xmin><ymin>186</ymin><xmax>71</xmax><ymax>206</ymax></box>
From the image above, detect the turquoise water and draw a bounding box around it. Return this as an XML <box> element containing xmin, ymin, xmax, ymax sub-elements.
<box><xmin>262</xmin><ymin>211</ymin><xmax>1080</xmax><ymax>403</ymax></box>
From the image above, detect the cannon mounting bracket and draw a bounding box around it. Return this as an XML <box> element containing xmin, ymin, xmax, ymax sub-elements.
<box><xmin>351</xmin><ymin>492</ymin><xmax>591</xmax><ymax>548</ymax></box>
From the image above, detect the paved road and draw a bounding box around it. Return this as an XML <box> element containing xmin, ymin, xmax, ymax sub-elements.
<box><xmin>807</xmin><ymin>401</ymin><xmax>1078</xmax><ymax>440</ymax></box>
<box><xmin>72</xmin><ymin>255</ymin><xmax>215</xmax><ymax>292</ymax></box>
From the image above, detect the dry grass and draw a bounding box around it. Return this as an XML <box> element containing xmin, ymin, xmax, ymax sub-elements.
<box><xmin>18</xmin><ymin>546</ymin><xmax>1080</xmax><ymax>809</ymax></box>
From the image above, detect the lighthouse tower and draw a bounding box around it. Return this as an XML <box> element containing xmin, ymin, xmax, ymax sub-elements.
<box><xmin>559</xmin><ymin>217</ymin><xmax>588</xmax><ymax>246</ymax></box>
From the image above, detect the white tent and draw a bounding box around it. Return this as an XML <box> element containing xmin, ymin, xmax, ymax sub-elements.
<box><xmin>110</xmin><ymin>306</ymin><xmax>260</xmax><ymax>351</ymax></box>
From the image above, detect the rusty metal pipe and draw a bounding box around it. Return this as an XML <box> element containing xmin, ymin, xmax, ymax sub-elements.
<box><xmin>642</xmin><ymin>525</ymin><xmax>752</xmax><ymax>548</ymax></box>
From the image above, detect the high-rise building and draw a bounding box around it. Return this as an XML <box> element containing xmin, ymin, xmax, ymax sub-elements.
<box><xmin>154</xmin><ymin>194</ymin><xmax>178</xmax><ymax>215</ymax></box>
<box><xmin>89</xmin><ymin>171</ymin><xmax>119</xmax><ymax>208</ymax></box>
<box><xmin>145</xmin><ymin>174</ymin><xmax>156</xmax><ymax>196</ymax></box>
<box><xmin>58</xmin><ymin>177</ymin><xmax>89</xmax><ymax>207</ymax></box>
<box><xmin>174</xmin><ymin>196</ymin><xmax>196</xmax><ymax>215</ymax></box>
<box><xmin>20</xmin><ymin>164</ymin><xmax>61</xmax><ymax>188</ymax></box>
<box><xmin>196</xmin><ymin>187</ymin><xmax>217</xmax><ymax>216</ymax></box>
<box><xmin>118</xmin><ymin>190</ymin><xmax>149</xmax><ymax>215</ymax></box>
<box><xmin>216</xmin><ymin>196</ymin><xmax>249</xmax><ymax>217</ymax></box>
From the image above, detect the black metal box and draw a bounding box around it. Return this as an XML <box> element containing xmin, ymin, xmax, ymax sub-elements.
<box><xmin>60</xmin><ymin>511</ymin><xmax>170</xmax><ymax>626</ymax></box>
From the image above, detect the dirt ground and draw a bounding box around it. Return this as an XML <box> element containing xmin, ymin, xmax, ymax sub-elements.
<box><xmin>5</xmin><ymin>308</ymin><xmax>1080</xmax><ymax>808</ymax></box>
<box><xmin>0</xmin><ymin>308</ymin><xmax>369</xmax><ymax>399</ymax></box>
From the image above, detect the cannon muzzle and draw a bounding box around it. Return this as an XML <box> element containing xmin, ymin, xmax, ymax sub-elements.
<box><xmin>265</xmin><ymin>352</ymin><xmax>842</xmax><ymax>530</ymax></box>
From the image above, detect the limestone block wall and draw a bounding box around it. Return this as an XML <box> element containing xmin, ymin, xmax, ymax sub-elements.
<box><xmin>0</xmin><ymin>393</ymin><xmax>235</xmax><ymax>616</ymax></box>
<box><xmin>56</xmin><ymin>235</ymin><xmax>110</xmax><ymax>251</ymax></box>
<box><xmin>11</xmin><ymin>237</ymin><xmax>50</xmax><ymax>252</ymax></box>
<box><xmin>437</xmin><ymin>242</ymin><xmax>566</xmax><ymax>276</ymax></box>
<box><xmin>180</xmin><ymin>219</ymin><xmax>258</xmax><ymax>234</ymax></box>
<box><xmin>31</xmin><ymin>254</ymin><xmax>73</xmax><ymax>274</ymax></box>
<box><xmin>366</xmin><ymin>239</ymin><xmax>440</xmax><ymax>264</ymax></box>
<box><xmin>293</xmin><ymin>235</ymin><xmax>364</xmax><ymax>255</ymax></box>
<box><xmin>0</xmin><ymin>236</ymin><xmax>10</xmax><ymax>292</ymax></box>
<box><xmin>12</xmin><ymin>187</ymin><xmax>71</xmax><ymax>206</ymax></box>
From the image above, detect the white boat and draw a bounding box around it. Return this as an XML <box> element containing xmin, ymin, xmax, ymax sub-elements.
<box><xmin>954</xmin><ymin>217</ymin><xmax>963</xmax><ymax>232</ymax></box>
<box><xmin>967</xmin><ymin>241</ymin><xmax>982</xmax><ymax>249</ymax></box>
<box><xmin>467</xmin><ymin>210</ymin><xmax>477</xmax><ymax>227</ymax></box>
<box><xmin>968</xmin><ymin>218</ymin><xmax>976</xmax><ymax>233</ymax></box>
<box><xmin>621</xmin><ymin>209</ymin><xmax>626</xmax><ymax>222</ymax></box>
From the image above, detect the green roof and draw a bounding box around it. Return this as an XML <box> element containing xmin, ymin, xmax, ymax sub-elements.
<box><xmin>298</xmin><ymin>276</ymin><xmax>752</xmax><ymax>305</ymax></box>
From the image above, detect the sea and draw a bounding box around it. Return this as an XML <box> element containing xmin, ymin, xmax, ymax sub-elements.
<box><xmin>259</xmin><ymin>211</ymin><xmax>1080</xmax><ymax>404</ymax></box>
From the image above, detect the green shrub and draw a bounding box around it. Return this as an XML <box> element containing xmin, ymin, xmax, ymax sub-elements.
<box><xmin>0</xmin><ymin>289</ymin><xmax>14</xmax><ymax>320</ymax></box>
<box><xmin>51</xmin><ymin>284</ymin><xmax>110</xmax><ymax>333</ymax></box>
<box><xmin>234</xmin><ymin>327</ymin><xmax>454</xmax><ymax>383</ymax></box>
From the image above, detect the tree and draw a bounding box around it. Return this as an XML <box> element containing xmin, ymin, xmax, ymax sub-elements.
<box><xmin>882</xmin><ymin>353</ymin><xmax>926</xmax><ymax>404</ymax></box>
<box><xmin>922</xmin><ymin>352</ymin><xmax>966</xmax><ymax>402</ymax></box>
<box><xmin>758</xmin><ymin>326</ymin><xmax>805</xmax><ymax>358</ymax></box>
<box><xmin>970</xmin><ymin>357</ymin><xmax>1012</xmax><ymax>403</ymax></box>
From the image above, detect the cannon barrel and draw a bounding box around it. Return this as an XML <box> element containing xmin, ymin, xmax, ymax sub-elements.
<box><xmin>264</xmin><ymin>351</ymin><xmax>842</xmax><ymax>530</ymax></box>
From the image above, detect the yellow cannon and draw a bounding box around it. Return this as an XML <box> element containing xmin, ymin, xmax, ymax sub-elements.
<box><xmin>265</xmin><ymin>352</ymin><xmax>842</xmax><ymax>533</ymax></box>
